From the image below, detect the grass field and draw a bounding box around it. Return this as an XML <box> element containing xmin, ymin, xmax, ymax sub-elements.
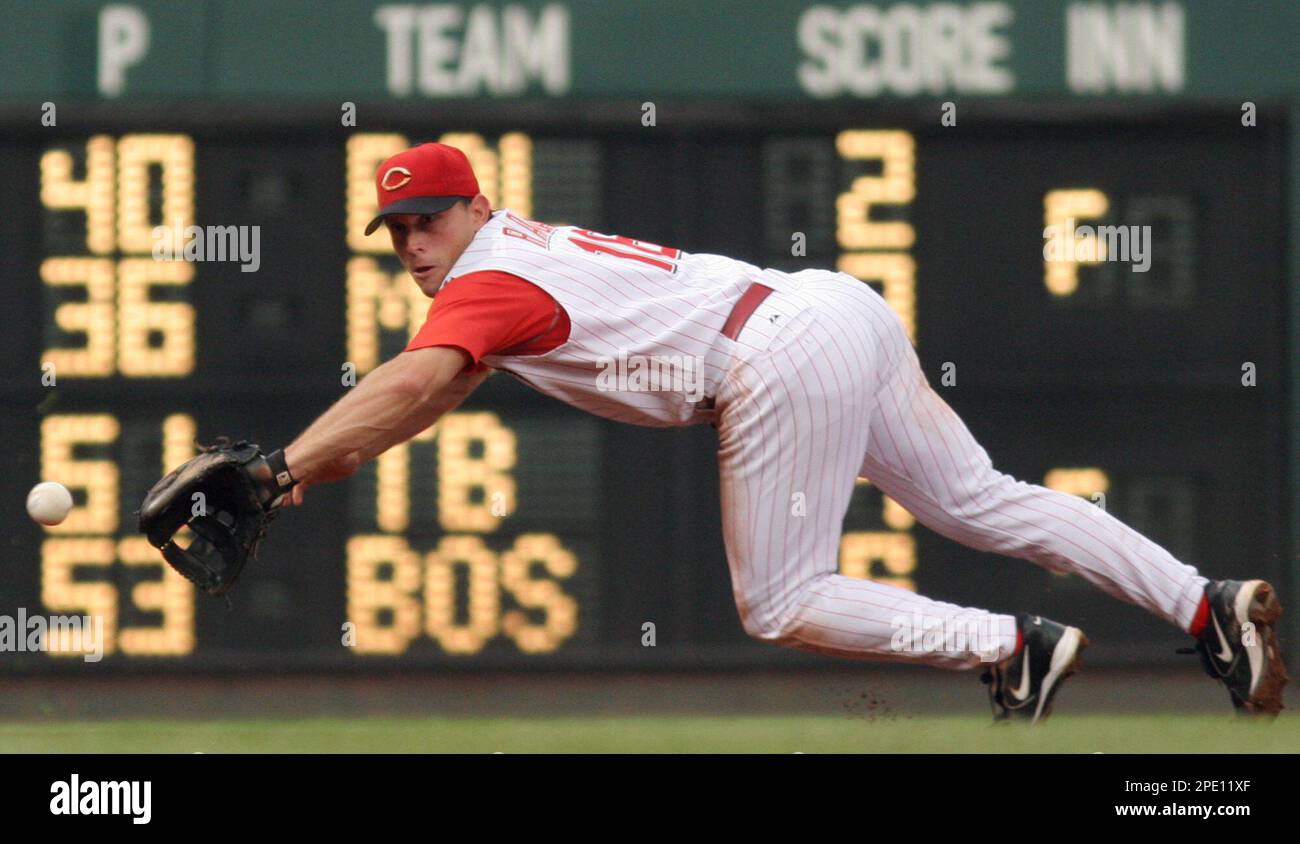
<box><xmin>1</xmin><ymin>715</ymin><xmax>1298</xmax><ymax>753</ymax></box>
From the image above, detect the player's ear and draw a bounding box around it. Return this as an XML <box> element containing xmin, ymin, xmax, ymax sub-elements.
<box><xmin>469</xmin><ymin>194</ymin><xmax>492</xmax><ymax>222</ymax></box>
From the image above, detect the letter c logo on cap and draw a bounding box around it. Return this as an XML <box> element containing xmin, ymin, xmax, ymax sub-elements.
<box><xmin>381</xmin><ymin>167</ymin><xmax>413</xmax><ymax>190</ymax></box>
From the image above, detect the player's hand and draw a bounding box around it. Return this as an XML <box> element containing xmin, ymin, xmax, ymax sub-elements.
<box><xmin>281</xmin><ymin>484</ymin><xmax>308</xmax><ymax>507</ymax></box>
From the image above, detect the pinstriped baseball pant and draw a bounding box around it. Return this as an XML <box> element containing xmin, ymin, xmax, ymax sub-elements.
<box><xmin>714</xmin><ymin>271</ymin><xmax>1208</xmax><ymax>669</ymax></box>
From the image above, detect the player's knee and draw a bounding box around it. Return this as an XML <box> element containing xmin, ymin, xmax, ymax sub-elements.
<box><xmin>736</xmin><ymin>599</ymin><xmax>806</xmax><ymax>648</ymax></box>
<box><xmin>739</xmin><ymin>613</ymin><xmax>783</xmax><ymax>644</ymax></box>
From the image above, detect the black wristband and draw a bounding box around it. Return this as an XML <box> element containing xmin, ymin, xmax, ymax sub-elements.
<box><xmin>264</xmin><ymin>448</ymin><xmax>297</xmax><ymax>491</ymax></box>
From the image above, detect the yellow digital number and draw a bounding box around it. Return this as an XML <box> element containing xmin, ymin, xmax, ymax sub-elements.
<box><xmin>161</xmin><ymin>414</ymin><xmax>197</xmax><ymax>474</ymax></box>
<box><xmin>115</xmin><ymin>134</ymin><xmax>194</xmax><ymax>253</ymax></box>
<box><xmin>836</xmin><ymin>130</ymin><xmax>917</xmax><ymax>343</ymax></box>
<box><xmin>38</xmin><ymin>413</ymin><xmax>198</xmax><ymax>658</ymax></box>
<box><xmin>117</xmin><ymin>259</ymin><xmax>196</xmax><ymax>376</ymax></box>
<box><xmin>117</xmin><ymin>537</ymin><xmax>195</xmax><ymax>656</ymax></box>
<box><xmin>40</xmin><ymin>414</ymin><xmax>119</xmax><ymax>535</ymax></box>
<box><xmin>41</xmin><ymin>135</ymin><xmax>196</xmax><ymax>378</ymax></box>
<box><xmin>40</xmin><ymin>258</ymin><xmax>117</xmax><ymax>377</ymax></box>
<box><xmin>40</xmin><ymin>135</ymin><xmax>116</xmax><ymax>254</ymax></box>
<box><xmin>836</xmin><ymin>130</ymin><xmax>916</xmax><ymax>250</ymax></box>
<box><xmin>41</xmin><ymin>538</ymin><xmax>118</xmax><ymax>657</ymax></box>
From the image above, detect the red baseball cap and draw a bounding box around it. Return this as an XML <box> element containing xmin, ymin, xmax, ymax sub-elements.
<box><xmin>365</xmin><ymin>142</ymin><xmax>481</xmax><ymax>235</ymax></box>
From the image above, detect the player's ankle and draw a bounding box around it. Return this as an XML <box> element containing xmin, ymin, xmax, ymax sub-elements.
<box><xmin>1187</xmin><ymin>590</ymin><xmax>1210</xmax><ymax>639</ymax></box>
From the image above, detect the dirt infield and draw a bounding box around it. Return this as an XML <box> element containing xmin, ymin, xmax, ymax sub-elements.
<box><xmin>1</xmin><ymin>666</ymin><xmax>1283</xmax><ymax>721</ymax></box>
<box><xmin>5</xmin><ymin>714</ymin><xmax>1299</xmax><ymax>753</ymax></box>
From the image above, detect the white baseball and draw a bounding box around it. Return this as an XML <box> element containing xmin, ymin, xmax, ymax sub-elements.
<box><xmin>27</xmin><ymin>481</ymin><xmax>74</xmax><ymax>526</ymax></box>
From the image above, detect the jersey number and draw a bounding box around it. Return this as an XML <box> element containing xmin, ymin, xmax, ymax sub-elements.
<box><xmin>567</xmin><ymin>229</ymin><xmax>682</xmax><ymax>273</ymax></box>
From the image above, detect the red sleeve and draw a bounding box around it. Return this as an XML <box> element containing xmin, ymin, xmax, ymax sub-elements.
<box><xmin>405</xmin><ymin>271</ymin><xmax>570</xmax><ymax>367</ymax></box>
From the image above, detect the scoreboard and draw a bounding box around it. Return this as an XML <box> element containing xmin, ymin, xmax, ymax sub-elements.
<box><xmin>0</xmin><ymin>102</ymin><xmax>1288</xmax><ymax>670</ymax></box>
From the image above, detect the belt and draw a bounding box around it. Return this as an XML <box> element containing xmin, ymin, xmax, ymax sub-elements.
<box><xmin>699</xmin><ymin>281</ymin><xmax>775</xmax><ymax>411</ymax></box>
<box><xmin>720</xmin><ymin>282</ymin><xmax>775</xmax><ymax>340</ymax></box>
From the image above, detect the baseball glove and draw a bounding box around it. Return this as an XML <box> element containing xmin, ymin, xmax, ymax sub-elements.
<box><xmin>138</xmin><ymin>438</ymin><xmax>296</xmax><ymax>596</ymax></box>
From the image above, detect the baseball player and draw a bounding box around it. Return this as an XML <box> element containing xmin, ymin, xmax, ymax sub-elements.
<box><xmin>140</xmin><ymin>142</ymin><xmax>1288</xmax><ymax>723</ymax></box>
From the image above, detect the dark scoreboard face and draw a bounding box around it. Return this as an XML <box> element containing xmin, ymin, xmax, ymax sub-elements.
<box><xmin>0</xmin><ymin>105</ymin><xmax>1287</xmax><ymax>670</ymax></box>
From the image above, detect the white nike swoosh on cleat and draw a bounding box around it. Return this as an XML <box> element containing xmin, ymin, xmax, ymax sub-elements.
<box><xmin>1009</xmin><ymin>649</ymin><xmax>1032</xmax><ymax>701</ymax></box>
<box><xmin>1210</xmin><ymin>611</ymin><xmax>1234</xmax><ymax>663</ymax></box>
<box><xmin>1232</xmin><ymin>583</ymin><xmax>1265</xmax><ymax>695</ymax></box>
<box><xmin>1033</xmin><ymin>627</ymin><xmax>1083</xmax><ymax>724</ymax></box>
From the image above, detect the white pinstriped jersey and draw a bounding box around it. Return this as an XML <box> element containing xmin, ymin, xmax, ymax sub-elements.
<box><xmin>433</xmin><ymin>211</ymin><xmax>1209</xmax><ymax>670</ymax></box>
<box><xmin>442</xmin><ymin>209</ymin><xmax>784</xmax><ymax>427</ymax></box>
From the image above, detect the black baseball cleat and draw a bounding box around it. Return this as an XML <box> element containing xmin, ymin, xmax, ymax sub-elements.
<box><xmin>1180</xmin><ymin>579</ymin><xmax>1289</xmax><ymax>716</ymax></box>
<box><xmin>981</xmin><ymin>613</ymin><xmax>1088</xmax><ymax>725</ymax></box>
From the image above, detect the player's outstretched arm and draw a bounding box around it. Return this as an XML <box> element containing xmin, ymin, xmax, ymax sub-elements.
<box><xmin>350</xmin><ymin>356</ymin><xmax>490</xmax><ymax>464</ymax></box>
<box><xmin>281</xmin><ymin>346</ymin><xmax>485</xmax><ymax>499</ymax></box>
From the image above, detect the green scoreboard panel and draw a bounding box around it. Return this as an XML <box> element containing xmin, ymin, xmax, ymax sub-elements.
<box><xmin>0</xmin><ymin>103</ymin><xmax>1287</xmax><ymax>670</ymax></box>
